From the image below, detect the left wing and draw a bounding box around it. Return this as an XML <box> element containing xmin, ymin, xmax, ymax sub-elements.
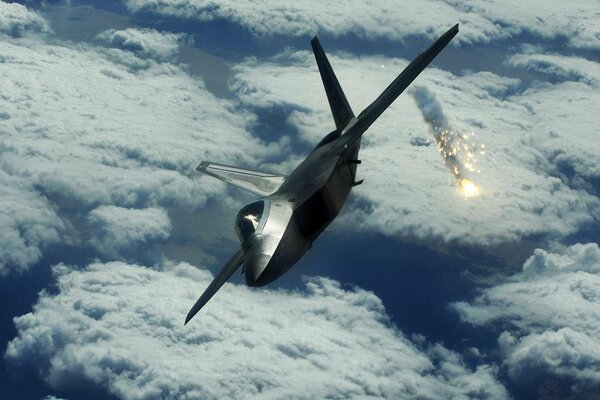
<box><xmin>197</xmin><ymin>161</ymin><xmax>286</xmax><ymax>197</ymax></box>
<box><xmin>185</xmin><ymin>249</ymin><xmax>244</xmax><ymax>325</ymax></box>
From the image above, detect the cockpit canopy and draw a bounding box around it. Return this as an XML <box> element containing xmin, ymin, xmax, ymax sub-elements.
<box><xmin>235</xmin><ymin>200</ymin><xmax>268</xmax><ymax>243</ymax></box>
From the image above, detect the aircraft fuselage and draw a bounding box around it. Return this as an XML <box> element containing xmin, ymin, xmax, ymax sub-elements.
<box><xmin>243</xmin><ymin>127</ymin><xmax>362</xmax><ymax>286</ymax></box>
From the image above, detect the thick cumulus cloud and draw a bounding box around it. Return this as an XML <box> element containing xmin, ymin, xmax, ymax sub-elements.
<box><xmin>506</xmin><ymin>48</ymin><xmax>599</xmax><ymax>84</ymax></box>
<box><xmin>6</xmin><ymin>261</ymin><xmax>509</xmax><ymax>399</ymax></box>
<box><xmin>0</xmin><ymin>36</ymin><xmax>265</xmax><ymax>208</ymax></box>
<box><xmin>0</xmin><ymin>169</ymin><xmax>67</xmax><ymax>275</ymax></box>
<box><xmin>121</xmin><ymin>0</ymin><xmax>600</xmax><ymax>48</ymax></box>
<box><xmin>96</xmin><ymin>27</ymin><xmax>186</xmax><ymax>61</ymax></box>
<box><xmin>447</xmin><ymin>0</ymin><xmax>600</xmax><ymax>50</ymax></box>
<box><xmin>0</xmin><ymin>12</ymin><xmax>281</xmax><ymax>273</ymax></box>
<box><xmin>121</xmin><ymin>0</ymin><xmax>490</xmax><ymax>43</ymax></box>
<box><xmin>230</xmin><ymin>49</ymin><xmax>600</xmax><ymax>245</ymax></box>
<box><xmin>0</xmin><ymin>2</ymin><xmax>51</xmax><ymax>37</ymax></box>
<box><xmin>505</xmin><ymin>49</ymin><xmax>600</xmax><ymax>190</ymax></box>
<box><xmin>87</xmin><ymin>206</ymin><xmax>171</xmax><ymax>261</ymax></box>
<box><xmin>452</xmin><ymin>243</ymin><xmax>600</xmax><ymax>387</ymax></box>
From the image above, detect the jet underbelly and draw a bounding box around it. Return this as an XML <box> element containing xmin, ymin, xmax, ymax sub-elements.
<box><xmin>256</xmin><ymin>217</ymin><xmax>310</xmax><ymax>285</ymax></box>
<box><xmin>294</xmin><ymin>145</ymin><xmax>359</xmax><ymax>240</ymax></box>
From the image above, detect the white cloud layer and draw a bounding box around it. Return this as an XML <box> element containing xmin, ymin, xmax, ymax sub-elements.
<box><xmin>6</xmin><ymin>261</ymin><xmax>509</xmax><ymax>399</ymax></box>
<box><xmin>0</xmin><ymin>169</ymin><xmax>66</xmax><ymax>275</ymax></box>
<box><xmin>506</xmin><ymin>48</ymin><xmax>599</xmax><ymax>84</ymax></box>
<box><xmin>87</xmin><ymin>206</ymin><xmax>171</xmax><ymax>261</ymax></box>
<box><xmin>230</xmin><ymin>49</ymin><xmax>600</xmax><ymax>245</ymax></box>
<box><xmin>0</xmin><ymin>2</ymin><xmax>50</xmax><ymax>37</ymax></box>
<box><xmin>452</xmin><ymin>243</ymin><xmax>600</xmax><ymax>386</ymax></box>
<box><xmin>121</xmin><ymin>0</ymin><xmax>600</xmax><ymax>49</ymax></box>
<box><xmin>504</xmin><ymin>48</ymin><xmax>600</xmax><ymax>190</ymax></box>
<box><xmin>96</xmin><ymin>28</ymin><xmax>186</xmax><ymax>62</ymax></box>
<box><xmin>0</xmin><ymin>11</ymin><xmax>279</xmax><ymax>273</ymax></box>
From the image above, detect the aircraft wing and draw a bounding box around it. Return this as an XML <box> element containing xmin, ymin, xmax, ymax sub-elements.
<box><xmin>342</xmin><ymin>24</ymin><xmax>459</xmax><ymax>146</ymax></box>
<box><xmin>196</xmin><ymin>161</ymin><xmax>286</xmax><ymax>197</ymax></box>
<box><xmin>185</xmin><ymin>248</ymin><xmax>244</xmax><ymax>325</ymax></box>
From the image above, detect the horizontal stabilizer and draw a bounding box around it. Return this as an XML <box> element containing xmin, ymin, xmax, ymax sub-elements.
<box><xmin>185</xmin><ymin>249</ymin><xmax>244</xmax><ymax>325</ymax></box>
<box><xmin>197</xmin><ymin>161</ymin><xmax>286</xmax><ymax>197</ymax></box>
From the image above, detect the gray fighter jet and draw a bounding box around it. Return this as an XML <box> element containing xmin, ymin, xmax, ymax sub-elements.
<box><xmin>185</xmin><ymin>24</ymin><xmax>459</xmax><ymax>324</ymax></box>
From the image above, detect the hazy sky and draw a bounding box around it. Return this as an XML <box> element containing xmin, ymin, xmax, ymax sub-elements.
<box><xmin>1</xmin><ymin>1</ymin><xmax>599</xmax><ymax>399</ymax></box>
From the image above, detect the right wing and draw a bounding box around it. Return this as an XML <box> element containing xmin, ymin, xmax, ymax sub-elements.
<box><xmin>185</xmin><ymin>249</ymin><xmax>244</xmax><ymax>325</ymax></box>
<box><xmin>342</xmin><ymin>24</ymin><xmax>459</xmax><ymax>146</ymax></box>
<box><xmin>196</xmin><ymin>161</ymin><xmax>286</xmax><ymax>197</ymax></box>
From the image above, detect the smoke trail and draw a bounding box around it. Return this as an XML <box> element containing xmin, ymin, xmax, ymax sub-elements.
<box><xmin>412</xmin><ymin>85</ymin><xmax>449</xmax><ymax>133</ymax></box>
<box><xmin>411</xmin><ymin>86</ymin><xmax>481</xmax><ymax>198</ymax></box>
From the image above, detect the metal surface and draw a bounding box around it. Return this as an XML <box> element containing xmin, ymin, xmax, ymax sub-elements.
<box><xmin>185</xmin><ymin>24</ymin><xmax>459</xmax><ymax>323</ymax></box>
<box><xmin>184</xmin><ymin>248</ymin><xmax>244</xmax><ymax>325</ymax></box>
<box><xmin>196</xmin><ymin>161</ymin><xmax>285</xmax><ymax>197</ymax></box>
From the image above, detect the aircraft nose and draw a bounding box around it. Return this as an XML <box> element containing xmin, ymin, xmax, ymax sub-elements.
<box><xmin>244</xmin><ymin>254</ymin><xmax>271</xmax><ymax>287</ymax></box>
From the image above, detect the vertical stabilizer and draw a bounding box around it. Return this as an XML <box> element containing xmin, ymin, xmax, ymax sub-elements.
<box><xmin>311</xmin><ymin>37</ymin><xmax>355</xmax><ymax>131</ymax></box>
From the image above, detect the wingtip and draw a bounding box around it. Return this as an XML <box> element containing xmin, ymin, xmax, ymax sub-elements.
<box><xmin>446</xmin><ymin>24</ymin><xmax>459</xmax><ymax>36</ymax></box>
<box><xmin>196</xmin><ymin>161</ymin><xmax>209</xmax><ymax>172</ymax></box>
<box><xmin>310</xmin><ymin>36</ymin><xmax>320</xmax><ymax>47</ymax></box>
<box><xmin>443</xmin><ymin>24</ymin><xmax>459</xmax><ymax>40</ymax></box>
<box><xmin>183</xmin><ymin>249</ymin><xmax>244</xmax><ymax>327</ymax></box>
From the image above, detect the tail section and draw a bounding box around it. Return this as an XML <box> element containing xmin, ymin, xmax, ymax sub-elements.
<box><xmin>311</xmin><ymin>37</ymin><xmax>355</xmax><ymax>131</ymax></box>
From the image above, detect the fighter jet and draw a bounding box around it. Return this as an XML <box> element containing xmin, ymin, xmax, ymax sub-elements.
<box><xmin>185</xmin><ymin>24</ymin><xmax>459</xmax><ymax>324</ymax></box>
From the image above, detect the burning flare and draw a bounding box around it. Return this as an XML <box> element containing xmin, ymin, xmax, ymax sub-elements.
<box><xmin>460</xmin><ymin>178</ymin><xmax>479</xmax><ymax>199</ymax></box>
<box><xmin>411</xmin><ymin>86</ymin><xmax>482</xmax><ymax>199</ymax></box>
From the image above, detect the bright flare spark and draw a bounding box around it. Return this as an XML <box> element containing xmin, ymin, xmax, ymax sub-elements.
<box><xmin>432</xmin><ymin>127</ymin><xmax>485</xmax><ymax>200</ymax></box>
<box><xmin>460</xmin><ymin>179</ymin><xmax>479</xmax><ymax>199</ymax></box>
<box><xmin>411</xmin><ymin>87</ymin><xmax>485</xmax><ymax>200</ymax></box>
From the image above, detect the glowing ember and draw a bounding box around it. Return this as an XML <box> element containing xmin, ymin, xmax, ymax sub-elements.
<box><xmin>460</xmin><ymin>179</ymin><xmax>479</xmax><ymax>199</ymax></box>
<box><xmin>434</xmin><ymin>127</ymin><xmax>483</xmax><ymax>199</ymax></box>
